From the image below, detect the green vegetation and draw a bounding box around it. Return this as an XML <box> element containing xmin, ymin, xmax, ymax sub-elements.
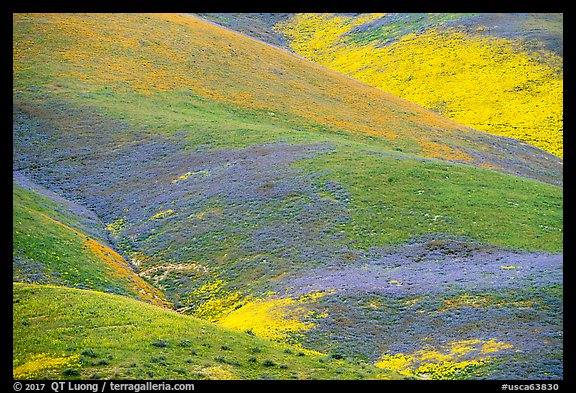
<box><xmin>13</xmin><ymin>13</ymin><xmax>562</xmax><ymax>380</ymax></box>
<box><xmin>275</xmin><ymin>13</ymin><xmax>563</xmax><ymax>157</ymax></box>
<box><xmin>295</xmin><ymin>144</ymin><xmax>563</xmax><ymax>251</ymax></box>
<box><xmin>14</xmin><ymin>13</ymin><xmax>561</xmax><ymax>173</ymax></box>
<box><xmin>14</xmin><ymin>76</ymin><xmax>563</xmax><ymax>256</ymax></box>
<box><xmin>345</xmin><ymin>13</ymin><xmax>476</xmax><ymax>46</ymax></box>
<box><xmin>13</xmin><ymin>183</ymin><xmax>169</xmax><ymax>307</ymax></box>
<box><xmin>13</xmin><ymin>283</ymin><xmax>399</xmax><ymax>380</ymax></box>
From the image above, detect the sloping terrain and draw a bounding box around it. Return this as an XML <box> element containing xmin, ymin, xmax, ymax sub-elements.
<box><xmin>13</xmin><ymin>173</ymin><xmax>169</xmax><ymax>307</ymax></box>
<box><xmin>274</xmin><ymin>241</ymin><xmax>562</xmax><ymax>379</ymax></box>
<box><xmin>14</xmin><ymin>283</ymin><xmax>397</xmax><ymax>380</ymax></box>
<box><xmin>13</xmin><ymin>13</ymin><xmax>562</xmax><ymax>380</ymax></box>
<box><xmin>13</xmin><ymin>13</ymin><xmax>562</xmax><ymax>182</ymax></box>
<box><xmin>195</xmin><ymin>13</ymin><xmax>292</xmax><ymax>49</ymax></box>
<box><xmin>210</xmin><ymin>13</ymin><xmax>562</xmax><ymax>157</ymax></box>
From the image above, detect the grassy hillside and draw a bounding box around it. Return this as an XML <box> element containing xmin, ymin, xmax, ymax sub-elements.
<box><xmin>13</xmin><ymin>283</ymin><xmax>398</xmax><ymax>380</ymax></box>
<box><xmin>293</xmin><ymin>146</ymin><xmax>562</xmax><ymax>251</ymax></box>
<box><xmin>274</xmin><ymin>13</ymin><xmax>563</xmax><ymax>157</ymax></box>
<box><xmin>195</xmin><ymin>13</ymin><xmax>292</xmax><ymax>49</ymax></box>
<box><xmin>13</xmin><ymin>174</ymin><xmax>169</xmax><ymax>307</ymax></box>
<box><xmin>13</xmin><ymin>13</ymin><xmax>561</xmax><ymax>181</ymax></box>
<box><xmin>13</xmin><ymin>13</ymin><xmax>562</xmax><ymax>379</ymax></box>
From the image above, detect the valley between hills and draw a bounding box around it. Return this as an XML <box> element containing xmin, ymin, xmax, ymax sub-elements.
<box><xmin>13</xmin><ymin>13</ymin><xmax>562</xmax><ymax>380</ymax></box>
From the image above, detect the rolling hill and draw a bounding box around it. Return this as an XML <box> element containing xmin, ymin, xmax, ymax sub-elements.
<box><xmin>13</xmin><ymin>13</ymin><xmax>562</xmax><ymax>380</ymax></box>
<box><xmin>202</xmin><ymin>13</ymin><xmax>563</xmax><ymax>157</ymax></box>
<box><xmin>13</xmin><ymin>172</ymin><xmax>169</xmax><ymax>307</ymax></box>
<box><xmin>275</xmin><ymin>13</ymin><xmax>564</xmax><ymax>157</ymax></box>
<box><xmin>14</xmin><ymin>282</ymin><xmax>398</xmax><ymax>380</ymax></box>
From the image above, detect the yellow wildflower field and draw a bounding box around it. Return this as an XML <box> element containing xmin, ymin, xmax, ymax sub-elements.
<box><xmin>276</xmin><ymin>14</ymin><xmax>563</xmax><ymax>157</ymax></box>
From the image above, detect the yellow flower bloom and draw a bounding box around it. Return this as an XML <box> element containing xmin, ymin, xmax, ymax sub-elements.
<box><xmin>277</xmin><ymin>14</ymin><xmax>563</xmax><ymax>157</ymax></box>
<box><xmin>13</xmin><ymin>353</ymin><xmax>80</xmax><ymax>379</ymax></box>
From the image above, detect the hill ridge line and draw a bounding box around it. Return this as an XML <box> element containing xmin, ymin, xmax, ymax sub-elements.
<box><xmin>187</xmin><ymin>12</ymin><xmax>479</xmax><ymax>133</ymax></box>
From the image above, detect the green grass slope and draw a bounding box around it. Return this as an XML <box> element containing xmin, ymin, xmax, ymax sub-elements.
<box><xmin>293</xmin><ymin>145</ymin><xmax>563</xmax><ymax>252</ymax></box>
<box><xmin>273</xmin><ymin>13</ymin><xmax>563</xmax><ymax>157</ymax></box>
<box><xmin>13</xmin><ymin>13</ymin><xmax>561</xmax><ymax>183</ymax></box>
<box><xmin>13</xmin><ymin>282</ymin><xmax>400</xmax><ymax>380</ymax></box>
<box><xmin>13</xmin><ymin>13</ymin><xmax>562</xmax><ymax>379</ymax></box>
<box><xmin>13</xmin><ymin>174</ymin><xmax>169</xmax><ymax>307</ymax></box>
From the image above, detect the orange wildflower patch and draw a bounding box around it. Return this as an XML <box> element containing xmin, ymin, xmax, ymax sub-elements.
<box><xmin>419</xmin><ymin>141</ymin><xmax>473</xmax><ymax>162</ymax></box>
<box><xmin>13</xmin><ymin>13</ymin><xmax>495</xmax><ymax>166</ymax></box>
<box><xmin>33</xmin><ymin>210</ymin><xmax>169</xmax><ymax>308</ymax></box>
